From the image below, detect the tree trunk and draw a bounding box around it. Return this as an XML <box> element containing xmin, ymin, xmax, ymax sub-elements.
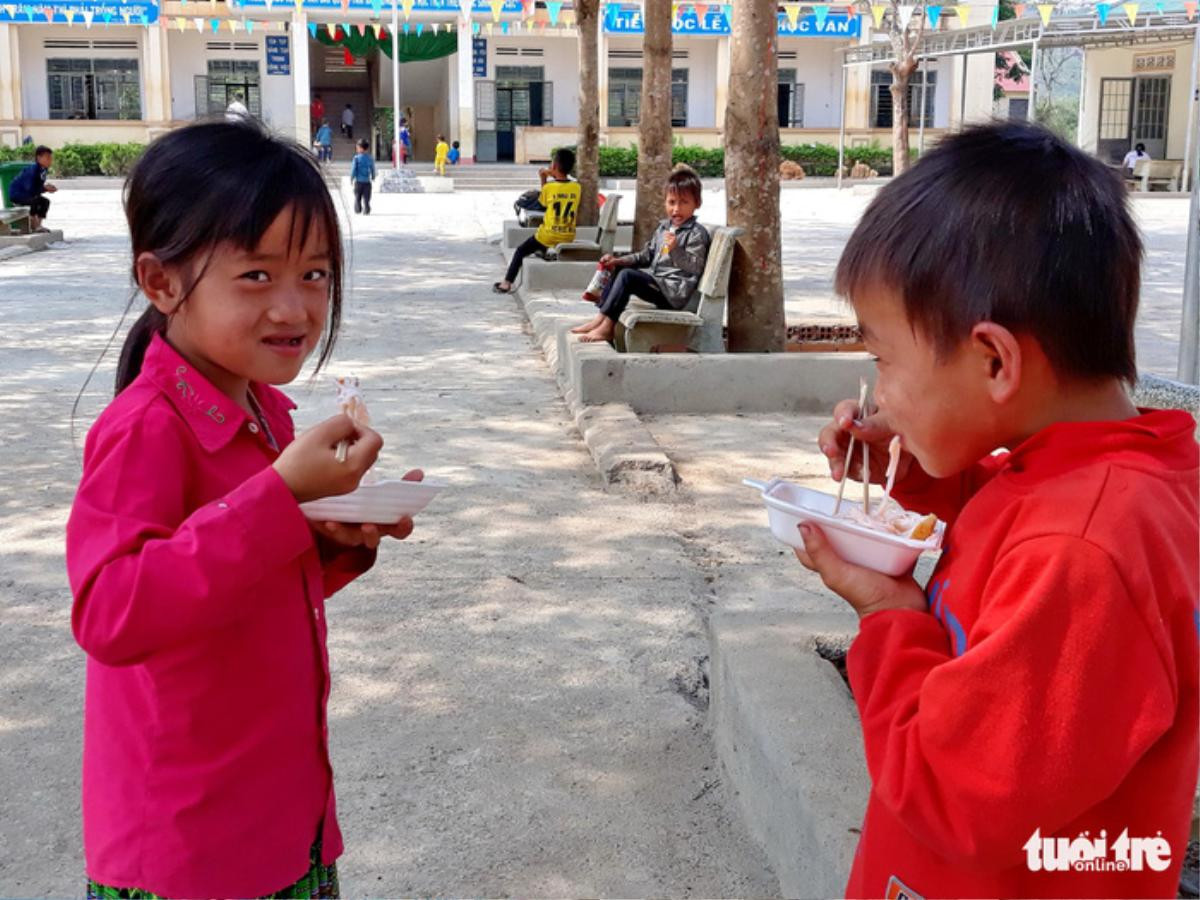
<box><xmin>724</xmin><ymin>0</ymin><xmax>785</xmax><ymax>352</ymax></box>
<box><xmin>575</xmin><ymin>0</ymin><xmax>601</xmax><ymax>227</ymax></box>
<box><xmin>633</xmin><ymin>0</ymin><xmax>673</xmax><ymax>249</ymax></box>
<box><xmin>889</xmin><ymin>59</ymin><xmax>915</xmax><ymax>176</ymax></box>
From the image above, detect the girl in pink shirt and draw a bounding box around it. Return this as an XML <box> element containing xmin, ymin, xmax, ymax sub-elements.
<box><xmin>67</xmin><ymin>120</ymin><xmax>420</xmax><ymax>898</ymax></box>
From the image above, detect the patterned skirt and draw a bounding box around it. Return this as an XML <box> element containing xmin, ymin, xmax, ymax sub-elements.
<box><xmin>86</xmin><ymin>841</ymin><xmax>339</xmax><ymax>899</ymax></box>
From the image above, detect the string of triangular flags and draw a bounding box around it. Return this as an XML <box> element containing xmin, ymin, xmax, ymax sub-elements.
<box><xmin>10</xmin><ymin>0</ymin><xmax>1196</xmax><ymax>29</ymax></box>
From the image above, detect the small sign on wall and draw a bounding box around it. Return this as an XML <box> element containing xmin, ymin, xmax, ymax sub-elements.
<box><xmin>472</xmin><ymin>37</ymin><xmax>487</xmax><ymax>78</ymax></box>
<box><xmin>1133</xmin><ymin>50</ymin><xmax>1175</xmax><ymax>72</ymax></box>
<box><xmin>266</xmin><ymin>35</ymin><xmax>291</xmax><ymax>75</ymax></box>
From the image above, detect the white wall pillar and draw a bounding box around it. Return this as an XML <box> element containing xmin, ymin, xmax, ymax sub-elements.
<box><xmin>455</xmin><ymin>19</ymin><xmax>475</xmax><ymax>157</ymax></box>
<box><xmin>291</xmin><ymin>8</ymin><xmax>311</xmax><ymax>142</ymax></box>
<box><xmin>0</xmin><ymin>24</ymin><xmax>23</xmax><ymax>132</ymax></box>
<box><xmin>714</xmin><ymin>34</ymin><xmax>730</xmax><ymax>131</ymax></box>
<box><xmin>142</xmin><ymin>24</ymin><xmax>172</xmax><ymax>126</ymax></box>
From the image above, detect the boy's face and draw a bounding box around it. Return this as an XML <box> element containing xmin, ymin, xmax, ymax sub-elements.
<box><xmin>854</xmin><ymin>285</ymin><xmax>997</xmax><ymax>479</ymax></box>
<box><xmin>664</xmin><ymin>189</ymin><xmax>698</xmax><ymax>226</ymax></box>
<box><xmin>37</xmin><ymin>152</ymin><xmax>52</xmax><ymax>167</ymax></box>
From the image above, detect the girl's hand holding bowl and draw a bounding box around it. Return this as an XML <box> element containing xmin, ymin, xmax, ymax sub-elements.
<box><xmin>311</xmin><ymin>469</ymin><xmax>425</xmax><ymax>549</ymax></box>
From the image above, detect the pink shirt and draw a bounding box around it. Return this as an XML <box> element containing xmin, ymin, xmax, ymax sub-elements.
<box><xmin>67</xmin><ymin>334</ymin><xmax>373</xmax><ymax>897</ymax></box>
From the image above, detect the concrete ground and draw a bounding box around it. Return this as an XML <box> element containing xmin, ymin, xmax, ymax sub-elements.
<box><xmin>0</xmin><ymin>179</ymin><xmax>1192</xmax><ymax>896</ymax></box>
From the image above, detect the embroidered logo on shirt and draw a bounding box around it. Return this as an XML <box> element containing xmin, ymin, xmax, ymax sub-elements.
<box><xmin>884</xmin><ymin>874</ymin><xmax>925</xmax><ymax>900</ymax></box>
<box><xmin>174</xmin><ymin>366</ymin><xmax>226</xmax><ymax>425</ymax></box>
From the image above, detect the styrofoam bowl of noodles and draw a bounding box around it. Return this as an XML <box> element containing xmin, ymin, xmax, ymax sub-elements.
<box><xmin>300</xmin><ymin>478</ymin><xmax>446</xmax><ymax>524</ymax></box>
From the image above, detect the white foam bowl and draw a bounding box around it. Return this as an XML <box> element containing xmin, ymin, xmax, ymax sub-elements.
<box><xmin>744</xmin><ymin>477</ymin><xmax>944</xmax><ymax>576</ymax></box>
<box><xmin>300</xmin><ymin>479</ymin><xmax>446</xmax><ymax>524</ymax></box>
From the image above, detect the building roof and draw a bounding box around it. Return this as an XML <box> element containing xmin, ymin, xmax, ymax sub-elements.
<box><xmin>995</xmin><ymin>50</ymin><xmax>1030</xmax><ymax>95</ymax></box>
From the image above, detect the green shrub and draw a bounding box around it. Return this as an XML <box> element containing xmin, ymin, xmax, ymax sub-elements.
<box><xmin>50</xmin><ymin>146</ymin><xmax>86</xmax><ymax>178</ymax></box>
<box><xmin>99</xmin><ymin>143</ymin><xmax>144</xmax><ymax>176</ymax></box>
<box><xmin>64</xmin><ymin>142</ymin><xmax>105</xmax><ymax>175</ymax></box>
<box><xmin>557</xmin><ymin>140</ymin><xmax>906</xmax><ymax>179</ymax></box>
<box><xmin>0</xmin><ymin>144</ymin><xmax>37</xmax><ymax>164</ymax></box>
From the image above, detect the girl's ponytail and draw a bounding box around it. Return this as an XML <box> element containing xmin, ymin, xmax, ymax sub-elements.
<box><xmin>115</xmin><ymin>305</ymin><xmax>167</xmax><ymax>395</ymax></box>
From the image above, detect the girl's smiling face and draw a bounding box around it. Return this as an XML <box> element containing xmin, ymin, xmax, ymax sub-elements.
<box><xmin>142</xmin><ymin>205</ymin><xmax>333</xmax><ymax>406</ymax></box>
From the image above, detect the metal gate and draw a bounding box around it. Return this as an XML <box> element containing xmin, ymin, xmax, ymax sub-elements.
<box><xmin>474</xmin><ymin>77</ymin><xmax>553</xmax><ymax>163</ymax></box>
<box><xmin>193</xmin><ymin>75</ymin><xmax>262</xmax><ymax>119</ymax></box>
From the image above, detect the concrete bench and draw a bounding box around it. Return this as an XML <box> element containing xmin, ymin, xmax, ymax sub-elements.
<box><xmin>517</xmin><ymin>194</ymin><xmax>625</xmax><ymax>292</ymax></box>
<box><xmin>503</xmin><ymin>195</ymin><xmax>632</xmax><ymax>255</ymax></box>
<box><xmin>1130</xmin><ymin>159</ymin><xmax>1183</xmax><ymax>191</ymax></box>
<box><xmin>0</xmin><ymin>206</ymin><xmax>30</xmax><ymax>235</ymax></box>
<box><xmin>615</xmin><ymin>225</ymin><xmax>743</xmax><ymax>354</ymax></box>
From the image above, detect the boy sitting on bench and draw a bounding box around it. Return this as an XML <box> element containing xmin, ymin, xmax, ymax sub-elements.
<box><xmin>572</xmin><ymin>165</ymin><xmax>710</xmax><ymax>344</ymax></box>
<box><xmin>9</xmin><ymin>145</ymin><xmax>57</xmax><ymax>233</ymax></box>
<box><xmin>493</xmin><ymin>148</ymin><xmax>580</xmax><ymax>294</ymax></box>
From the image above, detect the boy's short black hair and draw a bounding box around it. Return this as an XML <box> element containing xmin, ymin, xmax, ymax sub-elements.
<box><xmin>35</xmin><ymin>145</ymin><xmax>52</xmax><ymax>158</ymax></box>
<box><xmin>552</xmin><ymin>147</ymin><xmax>575</xmax><ymax>176</ymax></box>
<box><xmin>666</xmin><ymin>164</ymin><xmax>702</xmax><ymax>205</ymax></box>
<box><xmin>835</xmin><ymin>121</ymin><xmax>1141</xmax><ymax>383</ymax></box>
<box><xmin>356</xmin><ymin>138</ymin><xmax>369</xmax><ymax>150</ymax></box>
<box><xmin>452</xmin><ymin>140</ymin><xmax>460</xmax><ymax>148</ymax></box>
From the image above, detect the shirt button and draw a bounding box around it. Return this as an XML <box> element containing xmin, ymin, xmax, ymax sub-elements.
<box><xmin>248</xmin><ymin>422</ymin><xmax>260</xmax><ymax>434</ymax></box>
<box><xmin>218</xmin><ymin>502</ymin><xmax>228</xmax><ymax>509</ymax></box>
<box><xmin>314</xmin><ymin>608</ymin><xmax>320</xmax><ymax>618</ymax></box>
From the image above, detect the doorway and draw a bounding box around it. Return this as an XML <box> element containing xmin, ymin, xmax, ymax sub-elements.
<box><xmin>1097</xmin><ymin>75</ymin><xmax>1171</xmax><ymax>163</ymax></box>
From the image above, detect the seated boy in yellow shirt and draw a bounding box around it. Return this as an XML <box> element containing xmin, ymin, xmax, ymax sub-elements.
<box><xmin>493</xmin><ymin>148</ymin><xmax>580</xmax><ymax>294</ymax></box>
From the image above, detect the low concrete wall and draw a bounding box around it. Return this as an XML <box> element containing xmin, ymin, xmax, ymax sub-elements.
<box><xmin>708</xmin><ymin>610</ymin><xmax>868</xmax><ymax>897</ymax></box>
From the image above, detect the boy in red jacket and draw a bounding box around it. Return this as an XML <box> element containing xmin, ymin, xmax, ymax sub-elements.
<box><xmin>798</xmin><ymin>122</ymin><xmax>1198</xmax><ymax>898</ymax></box>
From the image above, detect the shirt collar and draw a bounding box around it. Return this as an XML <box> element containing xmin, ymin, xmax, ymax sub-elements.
<box><xmin>140</xmin><ymin>333</ymin><xmax>296</xmax><ymax>454</ymax></box>
<box><xmin>997</xmin><ymin>408</ymin><xmax>1197</xmax><ymax>481</ymax></box>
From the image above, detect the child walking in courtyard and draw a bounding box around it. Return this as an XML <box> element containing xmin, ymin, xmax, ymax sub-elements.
<box><xmin>434</xmin><ymin>134</ymin><xmax>450</xmax><ymax>176</ymax></box>
<box><xmin>350</xmin><ymin>138</ymin><xmax>375</xmax><ymax>215</ymax></box>
<box><xmin>67</xmin><ymin>120</ymin><xmax>421</xmax><ymax>899</ymax></box>
<box><xmin>314</xmin><ymin>118</ymin><xmax>333</xmax><ymax>163</ymax></box>
<box><xmin>493</xmin><ymin>147</ymin><xmax>580</xmax><ymax>294</ymax></box>
<box><xmin>797</xmin><ymin>122</ymin><xmax>1198</xmax><ymax>897</ymax></box>
<box><xmin>8</xmin><ymin>144</ymin><xmax>57</xmax><ymax>233</ymax></box>
<box><xmin>572</xmin><ymin>165</ymin><xmax>709</xmax><ymax>343</ymax></box>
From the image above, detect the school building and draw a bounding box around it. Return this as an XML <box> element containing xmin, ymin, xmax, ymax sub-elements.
<box><xmin>0</xmin><ymin>1</ymin><xmax>1195</xmax><ymax>172</ymax></box>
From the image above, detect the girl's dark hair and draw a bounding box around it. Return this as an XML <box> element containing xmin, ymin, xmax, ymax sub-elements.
<box><xmin>115</xmin><ymin>119</ymin><xmax>343</xmax><ymax>394</ymax></box>
<box><xmin>835</xmin><ymin>121</ymin><xmax>1142</xmax><ymax>383</ymax></box>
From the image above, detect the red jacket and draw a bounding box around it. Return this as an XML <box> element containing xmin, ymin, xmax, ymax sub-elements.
<box><xmin>845</xmin><ymin>410</ymin><xmax>1199</xmax><ymax>898</ymax></box>
<box><xmin>68</xmin><ymin>335</ymin><xmax>374</xmax><ymax>896</ymax></box>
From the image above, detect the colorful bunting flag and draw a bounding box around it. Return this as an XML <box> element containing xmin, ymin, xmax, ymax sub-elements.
<box><xmin>925</xmin><ymin>4</ymin><xmax>941</xmax><ymax>28</ymax></box>
<box><xmin>546</xmin><ymin>0</ymin><xmax>561</xmax><ymax>24</ymax></box>
<box><xmin>485</xmin><ymin>19</ymin><xmax>493</xmax><ymax>32</ymax></box>
<box><xmin>343</xmin><ymin>47</ymin><xmax>354</xmax><ymax>65</ymax></box>
<box><xmin>1096</xmin><ymin>1</ymin><xmax>1111</xmax><ymax>22</ymax></box>
<box><xmin>488</xmin><ymin>0</ymin><xmax>501</xmax><ymax>20</ymax></box>
<box><xmin>694</xmin><ymin>2</ymin><xmax>709</xmax><ymax>23</ymax></box>
<box><xmin>990</xmin><ymin>4</ymin><xmax>999</xmax><ymax>25</ymax></box>
<box><xmin>307</xmin><ymin>20</ymin><xmax>317</xmax><ymax>36</ymax></box>
<box><xmin>1123</xmin><ymin>1</ymin><xmax>1139</xmax><ymax>22</ymax></box>
<box><xmin>896</xmin><ymin>4</ymin><xmax>914</xmax><ymax>29</ymax></box>
<box><xmin>402</xmin><ymin>20</ymin><xmax>409</xmax><ymax>31</ymax></box>
<box><xmin>372</xmin><ymin>21</ymin><xmax>383</xmax><ymax>35</ymax></box>
<box><xmin>1185</xmin><ymin>0</ymin><xmax>1198</xmax><ymax>19</ymax></box>
<box><xmin>209</xmin><ymin>17</ymin><xmax>219</xmax><ymax>31</ymax></box>
<box><xmin>401</xmin><ymin>0</ymin><xmax>413</xmax><ymax>16</ymax></box>
<box><xmin>193</xmin><ymin>15</ymin><xmax>204</xmax><ymax>30</ymax></box>
<box><xmin>1012</xmin><ymin>3</ymin><xmax>1026</xmax><ymax>17</ymax></box>
<box><xmin>784</xmin><ymin>1</ymin><xmax>801</xmax><ymax>26</ymax></box>
<box><xmin>954</xmin><ymin>3</ymin><xmax>970</xmax><ymax>24</ymax></box>
<box><xmin>870</xmin><ymin>3</ymin><xmax>885</xmax><ymax>26</ymax></box>
<box><xmin>1037</xmin><ymin>3</ymin><xmax>1052</xmax><ymax>24</ymax></box>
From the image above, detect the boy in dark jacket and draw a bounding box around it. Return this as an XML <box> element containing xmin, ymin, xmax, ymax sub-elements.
<box><xmin>9</xmin><ymin>145</ymin><xmax>57</xmax><ymax>232</ymax></box>
<box><xmin>572</xmin><ymin>165</ymin><xmax>710</xmax><ymax>343</ymax></box>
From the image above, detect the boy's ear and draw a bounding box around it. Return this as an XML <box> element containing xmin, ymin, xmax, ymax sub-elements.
<box><xmin>135</xmin><ymin>252</ymin><xmax>183</xmax><ymax>316</ymax></box>
<box><xmin>969</xmin><ymin>321</ymin><xmax>1022</xmax><ymax>403</ymax></box>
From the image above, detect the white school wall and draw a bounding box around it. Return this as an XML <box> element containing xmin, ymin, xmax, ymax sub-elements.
<box><xmin>481</xmin><ymin>33</ymin><xmax>579</xmax><ymax>126</ymax></box>
<box><xmin>168</xmin><ymin>29</ymin><xmax>295</xmax><ymax>132</ymax></box>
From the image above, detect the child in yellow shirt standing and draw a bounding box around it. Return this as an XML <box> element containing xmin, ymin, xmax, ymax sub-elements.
<box><xmin>434</xmin><ymin>134</ymin><xmax>450</xmax><ymax>176</ymax></box>
<box><xmin>493</xmin><ymin>147</ymin><xmax>580</xmax><ymax>294</ymax></box>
